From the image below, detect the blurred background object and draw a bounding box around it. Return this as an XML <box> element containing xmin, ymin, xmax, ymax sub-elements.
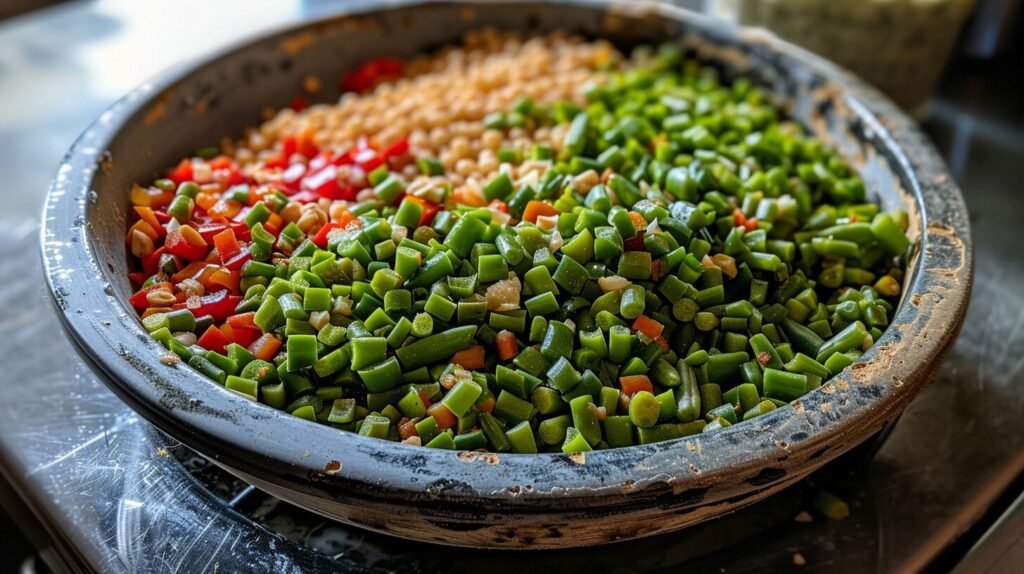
<box><xmin>0</xmin><ymin>0</ymin><xmax>62</xmax><ymax>20</ymax></box>
<box><xmin>962</xmin><ymin>0</ymin><xmax>1020</xmax><ymax>57</ymax></box>
<box><xmin>712</xmin><ymin>0</ymin><xmax>983</xmax><ymax>112</ymax></box>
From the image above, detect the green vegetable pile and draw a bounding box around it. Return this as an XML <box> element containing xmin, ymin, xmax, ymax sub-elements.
<box><xmin>137</xmin><ymin>43</ymin><xmax>911</xmax><ymax>453</ymax></box>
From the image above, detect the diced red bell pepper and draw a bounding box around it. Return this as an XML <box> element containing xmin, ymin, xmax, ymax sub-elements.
<box><xmin>128</xmin><ymin>281</ymin><xmax>174</xmax><ymax>309</ymax></box>
<box><xmin>340</xmin><ymin>185</ymin><xmax>360</xmax><ymax>201</ymax></box>
<box><xmin>311</xmin><ymin>222</ymin><xmax>342</xmax><ymax>249</ymax></box>
<box><xmin>421</xmin><ymin>205</ymin><xmax>441</xmax><ymax>227</ymax></box>
<box><xmin>282</xmin><ymin>136</ymin><xmax>297</xmax><ymax>159</ymax></box>
<box><xmin>189</xmin><ymin>289</ymin><xmax>242</xmax><ymax>322</ymax></box>
<box><xmin>375</xmin><ymin>58</ymin><xmax>402</xmax><ymax>75</ymax></box>
<box><xmin>341</xmin><ymin>58</ymin><xmax>403</xmax><ymax>93</ymax></box>
<box><xmin>285</xmin><ymin>190</ymin><xmax>318</xmax><ymax>205</ymax></box>
<box><xmin>196</xmin><ymin>222</ymin><xmax>229</xmax><ymax>244</ymax></box>
<box><xmin>341</xmin><ymin>66</ymin><xmax>376</xmax><ymax>93</ymax></box>
<box><xmin>308</xmin><ymin>153</ymin><xmax>331</xmax><ymax>172</ymax></box>
<box><xmin>130</xmin><ymin>288</ymin><xmax>157</xmax><ymax>310</ymax></box>
<box><xmin>382</xmin><ymin>137</ymin><xmax>409</xmax><ymax>158</ymax></box>
<box><xmin>389</xmin><ymin>191</ymin><xmax>407</xmax><ymax>207</ymax></box>
<box><xmin>624</xmin><ymin>231</ymin><xmax>645</xmax><ymax>252</ymax></box>
<box><xmin>208</xmin><ymin>156</ymin><xmax>233</xmax><ymax>170</ymax></box>
<box><xmin>229</xmin><ymin>324</ymin><xmax>260</xmax><ymax>347</ymax></box>
<box><xmin>232</xmin><ymin>205</ymin><xmax>251</xmax><ymax>224</ymax></box>
<box><xmin>128</xmin><ymin>272</ymin><xmax>148</xmax><ymax>287</ymax></box>
<box><xmin>197</xmin><ymin>324</ymin><xmax>232</xmax><ymax>354</ymax></box>
<box><xmin>351</xmin><ymin>147</ymin><xmax>383</xmax><ymax>172</ymax></box>
<box><xmin>295</xmin><ymin>131</ymin><xmax>319</xmax><ymax>159</ymax></box>
<box><xmin>168</xmin><ymin>159</ymin><xmax>193</xmax><ymax>185</ymax></box>
<box><xmin>404</xmin><ymin>196</ymin><xmax>442</xmax><ymax>227</ymax></box>
<box><xmin>222</xmin><ymin>248</ymin><xmax>251</xmax><ymax>271</ymax></box>
<box><xmin>232</xmin><ymin>222</ymin><xmax>251</xmax><ymax>242</ymax></box>
<box><xmin>263</xmin><ymin>155</ymin><xmax>288</xmax><ymax>170</ymax></box>
<box><xmin>226</xmin><ymin>312</ymin><xmax>260</xmax><ymax>332</ymax></box>
<box><xmin>290</xmin><ymin>94</ymin><xmax>308</xmax><ymax>112</ymax></box>
<box><xmin>333</xmin><ymin>150</ymin><xmax>355</xmax><ymax>166</ymax></box>
<box><xmin>200</xmin><ymin>221</ymin><xmax>250</xmax><ymax>243</ymax></box>
<box><xmin>189</xmin><ymin>211</ymin><xmax>213</xmax><ymax>227</ymax></box>
<box><xmin>213</xmin><ymin>167</ymin><xmax>249</xmax><ymax>187</ymax></box>
<box><xmin>301</xmin><ymin>165</ymin><xmax>342</xmax><ymax>199</ymax></box>
<box><xmin>341</xmin><ymin>137</ymin><xmax>373</xmax><ymax>165</ymax></box>
<box><xmin>261</xmin><ymin>221</ymin><xmax>280</xmax><ymax>238</ymax></box>
<box><xmin>281</xmin><ymin>163</ymin><xmax>307</xmax><ymax>192</ymax></box>
<box><xmin>142</xmin><ymin>246</ymin><xmax>167</xmax><ymax>276</ymax></box>
<box><xmin>165</xmin><ymin>229</ymin><xmax>209</xmax><ymax>261</ymax></box>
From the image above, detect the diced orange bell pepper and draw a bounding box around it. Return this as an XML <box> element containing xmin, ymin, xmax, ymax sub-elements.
<box><xmin>248</xmin><ymin>333</ymin><xmax>282</xmax><ymax>361</ymax></box>
<box><xmin>450</xmin><ymin>345</ymin><xmax>486</xmax><ymax>370</ymax></box>
<box><xmin>207</xmin><ymin>267</ymin><xmax>240</xmax><ymax>293</ymax></box>
<box><xmin>171</xmin><ymin>261</ymin><xmax>214</xmax><ymax>284</ymax></box>
<box><xmin>130</xmin><ymin>184</ymin><xmax>174</xmax><ymax>208</ymax></box>
<box><xmin>620</xmin><ymin>375</ymin><xmax>654</xmax><ymax>397</ymax></box>
<box><xmin>426</xmin><ymin>403</ymin><xmax>457</xmax><ymax>430</ymax></box>
<box><xmin>212</xmin><ymin>228</ymin><xmax>242</xmax><ymax>262</ymax></box>
<box><xmin>207</xmin><ymin>199</ymin><xmax>242</xmax><ymax>220</ymax></box>
<box><xmin>133</xmin><ymin>206</ymin><xmax>165</xmax><ymax>236</ymax></box>
<box><xmin>522</xmin><ymin>200</ymin><xmax>560</xmax><ymax>223</ymax></box>
<box><xmin>495</xmin><ymin>330</ymin><xmax>519</xmax><ymax>361</ymax></box>
<box><xmin>476</xmin><ymin>394</ymin><xmax>495</xmax><ymax>414</ymax></box>
<box><xmin>631</xmin><ymin>314</ymin><xmax>665</xmax><ymax>340</ymax></box>
<box><xmin>128</xmin><ymin>219</ymin><xmax>160</xmax><ymax>243</ymax></box>
<box><xmin>627</xmin><ymin>211</ymin><xmax>647</xmax><ymax>232</ymax></box>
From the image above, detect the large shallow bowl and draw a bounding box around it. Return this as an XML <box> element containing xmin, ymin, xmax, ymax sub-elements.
<box><xmin>42</xmin><ymin>0</ymin><xmax>972</xmax><ymax>549</ymax></box>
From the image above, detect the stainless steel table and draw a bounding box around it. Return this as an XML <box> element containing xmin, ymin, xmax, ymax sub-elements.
<box><xmin>1</xmin><ymin>1</ymin><xmax>1022</xmax><ymax>572</ymax></box>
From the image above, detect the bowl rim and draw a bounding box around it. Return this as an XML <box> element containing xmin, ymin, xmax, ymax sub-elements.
<box><xmin>42</xmin><ymin>0</ymin><xmax>972</xmax><ymax>517</ymax></box>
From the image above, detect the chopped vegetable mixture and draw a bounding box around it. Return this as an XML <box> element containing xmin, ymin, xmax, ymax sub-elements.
<box><xmin>126</xmin><ymin>30</ymin><xmax>911</xmax><ymax>453</ymax></box>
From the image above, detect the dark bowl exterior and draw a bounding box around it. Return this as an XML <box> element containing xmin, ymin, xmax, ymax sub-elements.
<box><xmin>42</xmin><ymin>0</ymin><xmax>971</xmax><ymax>548</ymax></box>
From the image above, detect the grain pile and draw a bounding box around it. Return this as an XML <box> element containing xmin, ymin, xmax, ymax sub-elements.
<box><xmin>220</xmin><ymin>29</ymin><xmax>622</xmax><ymax>229</ymax></box>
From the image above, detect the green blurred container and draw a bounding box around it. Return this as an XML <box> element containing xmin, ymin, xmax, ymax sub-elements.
<box><xmin>719</xmin><ymin>0</ymin><xmax>977</xmax><ymax>111</ymax></box>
